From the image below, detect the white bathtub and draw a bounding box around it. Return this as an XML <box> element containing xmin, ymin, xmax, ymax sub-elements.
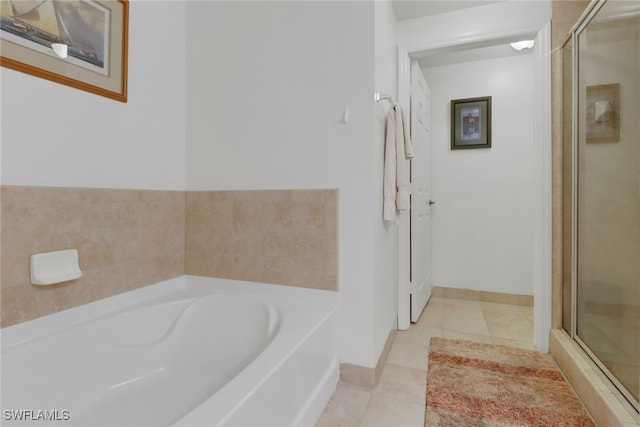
<box><xmin>1</xmin><ymin>276</ymin><xmax>339</xmax><ymax>426</ymax></box>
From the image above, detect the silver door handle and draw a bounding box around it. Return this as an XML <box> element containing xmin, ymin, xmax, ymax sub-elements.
<box><xmin>429</xmin><ymin>200</ymin><xmax>436</xmax><ymax>206</ymax></box>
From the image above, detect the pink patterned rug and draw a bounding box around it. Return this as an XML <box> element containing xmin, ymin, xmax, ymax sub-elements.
<box><xmin>425</xmin><ymin>338</ymin><xmax>596</xmax><ymax>426</ymax></box>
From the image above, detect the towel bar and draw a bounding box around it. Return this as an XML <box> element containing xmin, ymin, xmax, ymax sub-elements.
<box><xmin>374</xmin><ymin>92</ymin><xmax>395</xmax><ymax>104</ymax></box>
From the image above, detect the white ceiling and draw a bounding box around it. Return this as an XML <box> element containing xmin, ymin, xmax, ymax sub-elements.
<box><xmin>416</xmin><ymin>42</ymin><xmax>533</xmax><ymax>68</ymax></box>
<box><xmin>392</xmin><ymin>1</ymin><xmax>502</xmax><ymax>21</ymax></box>
<box><xmin>391</xmin><ymin>1</ymin><xmax>536</xmax><ymax>68</ymax></box>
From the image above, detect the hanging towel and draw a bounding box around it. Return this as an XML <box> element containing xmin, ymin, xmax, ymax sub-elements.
<box><xmin>383</xmin><ymin>104</ymin><xmax>414</xmax><ymax>221</ymax></box>
<box><xmin>399</xmin><ymin>105</ymin><xmax>413</xmax><ymax>159</ymax></box>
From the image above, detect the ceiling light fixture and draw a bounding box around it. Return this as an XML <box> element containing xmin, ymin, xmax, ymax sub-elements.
<box><xmin>510</xmin><ymin>40</ymin><xmax>535</xmax><ymax>51</ymax></box>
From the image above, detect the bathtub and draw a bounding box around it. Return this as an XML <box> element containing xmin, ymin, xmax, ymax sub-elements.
<box><xmin>1</xmin><ymin>276</ymin><xmax>339</xmax><ymax>426</ymax></box>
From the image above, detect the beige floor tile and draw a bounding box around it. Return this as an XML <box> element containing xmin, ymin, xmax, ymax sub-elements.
<box><xmin>490</xmin><ymin>336</ymin><xmax>536</xmax><ymax>350</ymax></box>
<box><xmin>415</xmin><ymin>303</ymin><xmax>444</xmax><ymax>326</ymax></box>
<box><xmin>318</xmin><ymin>297</ymin><xmax>538</xmax><ymax>427</ymax></box>
<box><xmin>483</xmin><ymin>308</ymin><xmax>533</xmax><ymax>341</ymax></box>
<box><xmin>386</xmin><ymin>339</ymin><xmax>430</xmax><ymax>371</ymax></box>
<box><xmin>442</xmin><ymin>330</ymin><xmax>494</xmax><ymax>345</ymax></box>
<box><xmin>401</xmin><ymin>297</ymin><xmax>443</xmax><ymax>344</ymax></box>
<box><xmin>426</xmin><ymin>295</ymin><xmax>445</xmax><ymax>306</ymax></box>
<box><xmin>315</xmin><ymin>382</ymin><xmax>371</xmax><ymax>427</ymax></box>
<box><xmin>416</xmin><ymin>305</ymin><xmax>443</xmax><ymax>328</ymax></box>
<box><xmin>480</xmin><ymin>301</ymin><xmax>533</xmax><ymax>315</ymax></box>
<box><xmin>443</xmin><ymin>298</ymin><xmax>485</xmax><ymax>320</ymax></box>
<box><xmin>373</xmin><ymin>363</ymin><xmax>427</xmax><ymax>406</ymax></box>
<box><xmin>419</xmin><ymin>296</ymin><xmax>444</xmax><ymax>313</ymax></box>
<box><xmin>359</xmin><ymin>394</ymin><xmax>425</xmax><ymax>427</ymax></box>
<box><xmin>443</xmin><ymin>313</ymin><xmax>491</xmax><ymax>336</ymax></box>
<box><xmin>394</xmin><ymin>324</ymin><xmax>442</xmax><ymax>348</ymax></box>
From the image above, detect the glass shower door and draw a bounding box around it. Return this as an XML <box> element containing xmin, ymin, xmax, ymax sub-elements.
<box><xmin>575</xmin><ymin>0</ymin><xmax>640</xmax><ymax>406</ymax></box>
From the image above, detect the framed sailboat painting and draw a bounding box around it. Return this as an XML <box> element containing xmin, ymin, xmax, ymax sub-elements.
<box><xmin>0</xmin><ymin>0</ymin><xmax>128</xmax><ymax>102</ymax></box>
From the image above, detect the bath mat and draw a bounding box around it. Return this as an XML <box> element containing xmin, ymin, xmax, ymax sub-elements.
<box><xmin>425</xmin><ymin>337</ymin><xmax>596</xmax><ymax>427</ymax></box>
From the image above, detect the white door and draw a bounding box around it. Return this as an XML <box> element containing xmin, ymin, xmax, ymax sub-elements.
<box><xmin>410</xmin><ymin>61</ymin><xmax>432</xmax><ymax>322</ymax></box>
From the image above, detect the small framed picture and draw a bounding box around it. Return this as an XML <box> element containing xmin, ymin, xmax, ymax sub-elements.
<box><xmin>586</xmin><ymin>83</ymin><xmax>619</xmax><ymax>143</ymax></box>
<box><xmin>451</xmin><ymin>96</ymin><xmax>492</xmax><ymax>149</ymax></box>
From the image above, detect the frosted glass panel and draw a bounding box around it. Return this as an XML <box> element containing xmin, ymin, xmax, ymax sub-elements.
<box><xmin>576</xmin><ymin>0</ymin><xmax>640</xmax><ymax>404</ymax></box>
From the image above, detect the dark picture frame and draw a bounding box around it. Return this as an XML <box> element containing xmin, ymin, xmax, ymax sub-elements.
<box><xmin>586</xmin><ymin>83</ymin><xmax>619</xmax><ymax>143</ymax></box>
<box><xmin>1</xmin><ymin>0</ymin><xmax>129</xmax><ymax>102</ymax></box>
<box><xmin>451</xmin><ymin>96</ymin><xmax>492</xmax><ymax>149</ymax></box>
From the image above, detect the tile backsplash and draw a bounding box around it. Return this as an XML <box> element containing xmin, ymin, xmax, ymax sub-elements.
<box><xmin>186</xmin><ymin>189</ymin><xmax>338</xmax><ymax>291</ymax></box>
<box><xmin>1</xmin><ymin>186</ymin><xmax>338</xmax><ymax>327</ymax></box>
<box><xmin>1</xmin><ymin>186</ymin><xmax>186</xmax><ymax>327</ymax></box>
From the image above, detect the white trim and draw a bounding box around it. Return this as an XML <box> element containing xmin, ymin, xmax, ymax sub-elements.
<box><xmin>396</xmin><ymin>1</ymin><xmax>550</xmax><ymax>56</ymax></box>
<box><xmin>396</xmin><ymin>46</ymin><xmax>411</xmax><ymax>331</ymax></box>
<box><xmin>403</xmin><ymin>25</ymin><xmax>543</xmax><ymax>55</ymax></box>
<box><xmin>532</xmin><ymin>21</ymin><xmax>553</xmax><ymax>353</ymax></box>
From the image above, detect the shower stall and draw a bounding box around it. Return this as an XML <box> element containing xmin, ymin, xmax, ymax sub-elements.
<box><xmin>562</xmin><ymin>0</ymin><xmax>640</xmax><ymax>411</ymax></box>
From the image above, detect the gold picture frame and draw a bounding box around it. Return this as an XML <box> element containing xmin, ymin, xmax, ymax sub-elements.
<box><xmin>1</xmin><ymin>0</ymin><xmax>128</xmax><ymax>102</ymax></box>
<box><xmin>586</xmin><ymin>83</ymin><xmax>619</xmax><ymax>143</ymax></box>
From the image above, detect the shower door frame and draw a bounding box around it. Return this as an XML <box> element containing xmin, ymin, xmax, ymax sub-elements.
<box><xmin>568</xmin><ymin>0</ymin><xmax>640</xmax><ymax>411</ymax></box>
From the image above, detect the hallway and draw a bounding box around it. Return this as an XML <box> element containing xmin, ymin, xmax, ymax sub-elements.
<box><xmin>316</xmin><ymin>295</ymin><xmax>534</xmax><ymax>426</ymax></box>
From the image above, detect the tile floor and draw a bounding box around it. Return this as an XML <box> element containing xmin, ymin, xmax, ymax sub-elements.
<box><xmin>315</xmin><ymin>295</ymin><xmax>534</xmax><ymax>426</ymax></box>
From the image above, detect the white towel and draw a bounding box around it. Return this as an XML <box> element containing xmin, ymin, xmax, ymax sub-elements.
<box><xmin>399</xmin><ymin>106</ymin><xmax>413</xmax><ymax>159</ymax></box>
<box><xmin>383</xmin><ymin>104</ymin><xmax>414</xmax><ymax>221</ymax></box>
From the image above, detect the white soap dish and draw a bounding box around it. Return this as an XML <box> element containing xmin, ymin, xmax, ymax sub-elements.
<box><xmin>30</xmin><ymin>249</ymin><xmax>83</xmax><ymax>286</ymax></box>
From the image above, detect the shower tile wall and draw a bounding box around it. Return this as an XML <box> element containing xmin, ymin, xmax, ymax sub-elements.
<box><xmin>185</xmin><ymin>189</ymin><xmax>338</xmax><ymax>291</ymax></box>
<box><xmin>0</xmin><ymin>186</ymin><xmax>186</xmax><ymax>327</ymax></box>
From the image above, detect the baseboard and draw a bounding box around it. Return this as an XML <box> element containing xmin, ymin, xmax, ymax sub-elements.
<box><xmin>375</xmin><ymin>328</ymin><xmax>396</xmax><ymax>386</ymax></box>
<box><xmin>340</xmin><ymin>329</ymin><xmax>396</xmax><ymax>388</ymax></box>
<box><xmin>432</xmin><ymin>286</ymin><xmax>533</xmax><ymax>307</ymax></box>
<box><xmin>339</xmin><ymin>363</ymin><xmax>375</xmax><ymax>388</ymax></box>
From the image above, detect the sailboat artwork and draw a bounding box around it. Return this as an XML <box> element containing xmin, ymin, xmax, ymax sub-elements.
<box><xmin>0</xmin><ymin>0</ymin><xmax>108</xmax><ymax>74</ymax></box>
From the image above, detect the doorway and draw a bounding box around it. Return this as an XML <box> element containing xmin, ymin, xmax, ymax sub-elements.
<box><xmin>397</xmin><ymin>24</ymin><xmax>552</xmax><ymax>351</ymax></box>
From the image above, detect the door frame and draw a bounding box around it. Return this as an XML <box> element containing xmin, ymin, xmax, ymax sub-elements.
<box><xmin>396</xmin><ymin>24</ymin><xmax>552</xmax><ymax>352</ymax></box>
<box><xmin>396</xmin><ymin>47</ymin><xmax>411</xmax><ymax>331</ymax></box>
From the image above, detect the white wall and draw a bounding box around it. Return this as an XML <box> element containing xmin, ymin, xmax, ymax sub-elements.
<box><xmin>2</xmin><ymin>0</ymin><xmax>394</xmax><ymax>370</ymax></box>
<box><xmin>373</xmin><ymin>0</ymin><xmax>398</xmax><ymax>362</ymax></box>
<box><xmin>185</xmin><ymin>1</ymin><xmax>379</xmax><ymax>368</ymax></box>
<box><xmin>1</xmin><ymin>1</ymin><xmax>186</xmax><ymax>190</ymax></box>
<box><xmin>424</xmin><ymin>52</ymin><xmax>536</xmax><ymax>295</ymax></box>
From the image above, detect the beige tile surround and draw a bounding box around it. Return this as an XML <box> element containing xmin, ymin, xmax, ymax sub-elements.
<box><xmin>185</xmin><ymin>190</ymin><xmax>337</xmax><ymax>291</ymax></box>
<box><xmin>1</xmin><ymin>186</ymin><xmax>338</xmax><ymax>328</ymax></box>
<box><xmin>1</xmin><ymin>186</ymin><xmax>186</xmax><ymax>327</ymax></box>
